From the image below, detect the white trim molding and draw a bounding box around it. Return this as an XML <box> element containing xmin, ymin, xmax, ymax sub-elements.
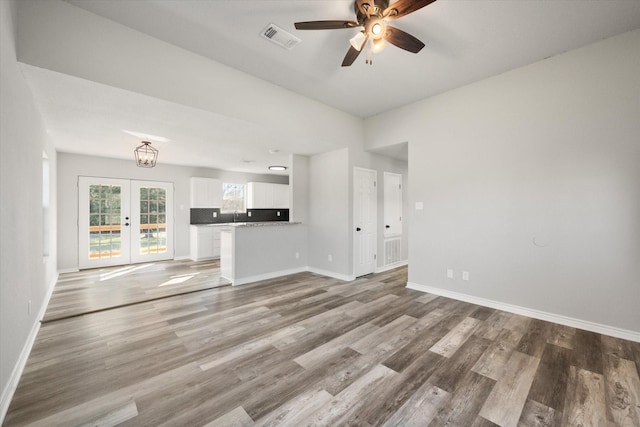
<box><xmin>376</xmin><ymin>260</ymin><xmax>408</xmax><ymax>274</ymax></box>
<box><xmin>407</xmin><ymin>282</ymin><xmax>640</xmax><ymax>343</ymax></box>
<box><xmin>232</xmin><ymin>266</ymin><xmax>355</xmax><ymax>286</ymax></box>
<box><xmin>1</xmin><ymin>274</ymin><xmax>58</xmax><ymax>423</ymax></box>
<box><xmin>308</xmin><ymin>267</ymin><xmax>354</xmax><ymax>282</ymax></box>
<box><xmin>232</xmin><ymin>267</ymin><xmax>309</xmax><ymax>286</ymax></box>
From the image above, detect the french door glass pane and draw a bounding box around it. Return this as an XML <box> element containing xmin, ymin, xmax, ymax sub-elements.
<box><xmin>138</xmin><ymin>187</ymin><xmax>167</xmax><ymax>255</ymax></box>
<box><xmin>88</xmin><ymin>184</ymin><xmax>123</xmax><ymax>260</ymax></box>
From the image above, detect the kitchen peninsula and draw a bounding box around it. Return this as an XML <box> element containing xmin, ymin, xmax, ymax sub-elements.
<box><xmin>220</xmin><ymin>222</ymin><xmax>307</xmax><ymax>285</ymax></box>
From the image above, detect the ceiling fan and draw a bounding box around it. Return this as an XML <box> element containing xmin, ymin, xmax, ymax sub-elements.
<box><xmin>294</xmin><ymin>0</ymin><xmax>437</xmax><ymax>66</ymax></box>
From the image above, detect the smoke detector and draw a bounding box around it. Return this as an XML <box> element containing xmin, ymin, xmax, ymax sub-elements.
<box><xmin>261</xmin><ymin>23</ymin><xmax>301</xmax><ymax>50</ymax></box>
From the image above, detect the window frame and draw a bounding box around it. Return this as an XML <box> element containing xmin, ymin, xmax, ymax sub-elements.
<box><xmin>221</xmin><ymin>182</ymin><xmax>246</xmax><ymax>213</ymax></box>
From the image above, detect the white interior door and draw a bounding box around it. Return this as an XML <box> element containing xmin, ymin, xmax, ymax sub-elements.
<box><xmin>79</xmin><ymin>177</ymin><xmax>131</xmax><ymax>269</ymax></box>
<box><xmin>354</xmin><ymin>167</ymin><xmax>377</xmax><ymax>277</ymax></box>
<box><xmin>384</xmin><ymin>172</ymin><xmax>403</xmax><ymax>237</ymax></box>
<box><xmin>79</xmin><ymin>177</ymin><xmax>174</xmax><ymax>269</ymax></box>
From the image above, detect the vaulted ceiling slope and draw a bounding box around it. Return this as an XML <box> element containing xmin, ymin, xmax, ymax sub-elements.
<box><xmin>16</xmin><ymin>0</ymin><xmax>640</xmax><ymax>172</ymax></box>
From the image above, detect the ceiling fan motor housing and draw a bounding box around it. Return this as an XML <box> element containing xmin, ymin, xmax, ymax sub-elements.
<box><xmin>354</xmin><ymin>0</ymin><xmax>390</xmax><ymax>23</ymax></box>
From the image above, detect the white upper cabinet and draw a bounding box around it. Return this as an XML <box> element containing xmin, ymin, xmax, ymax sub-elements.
<box><xmin>190</xmin><ymin>177</ymin><xmax>222</xmax><ymax>208</ymax></box>
<box><xmin>247</xmin><ymin>182</ymin><xmax>289</xmax><ymax>209</ymax></box>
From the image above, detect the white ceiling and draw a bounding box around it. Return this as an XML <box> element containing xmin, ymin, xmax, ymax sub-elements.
<box><xmin>19</xmin><ymin>0</ymin><xmax>640</xmax><ymax>172</ymax></box>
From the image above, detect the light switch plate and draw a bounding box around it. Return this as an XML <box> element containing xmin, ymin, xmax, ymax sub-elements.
<box><xmin>415</xmin><ymin>202</ymin><xmax>424</xmax><ymax>210</ymax></box>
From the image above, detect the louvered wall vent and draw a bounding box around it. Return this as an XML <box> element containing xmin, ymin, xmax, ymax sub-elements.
<box><xmin>384</xmin><ymin>238</ymin><xmax>402</xmax><ymax>265</ymax></box>
<box><xmin>261</xmin><ymin>23</ymin><xmax>301</xmax><ymax>50</ymax></box>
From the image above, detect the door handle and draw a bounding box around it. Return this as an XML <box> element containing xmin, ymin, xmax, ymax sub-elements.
<box><xmin>356</xmin><ymin>227</ymin><xmax>361</xmax><ymax>232</ymax></box>
<box><xmin>385</xmin><ymin>225</ymin><xmax>390</xmax><ymax>229</ymax></box>
<box><xmin>125</xmin><ymin>223</ymin><xmax>130</xmax><ymax>226</ymax></box>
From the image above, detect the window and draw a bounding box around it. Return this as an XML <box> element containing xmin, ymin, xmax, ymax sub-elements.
<box><xmin>222</xmin><ymin>183</ymin><xmax>245</xmax><ymax>213</ymax></box>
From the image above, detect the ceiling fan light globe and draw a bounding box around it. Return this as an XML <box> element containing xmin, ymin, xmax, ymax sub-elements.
<box><xmin>372</xmin><ymin>38</ymin><xmax>386</xmax><ymax>53</ymax></box>
<box><xmin>371</xmin><ymin>22</ymin><xmax>382</xmax><ymax>35</ymax></box>
<box><xmin>350</xmin><ymin>31</ymin><xmax>366</xmax><ymax>51</ymax></box>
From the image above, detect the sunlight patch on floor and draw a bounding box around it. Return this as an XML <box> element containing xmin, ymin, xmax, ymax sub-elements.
<box><xmin>99</xmin><ymin>263</ymin><xmax>153</xmax><ymax>282</ymax></box>
<box><xmin>159</xmin><ymin>272</ymin><xmax>200</xmax><ymax>287</ymax></box>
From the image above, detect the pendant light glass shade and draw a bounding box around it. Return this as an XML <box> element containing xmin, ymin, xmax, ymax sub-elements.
<box><xmin>134</xmin><ymin>141</ymin><xmax>158</xmax><ymax>168</ymax></box>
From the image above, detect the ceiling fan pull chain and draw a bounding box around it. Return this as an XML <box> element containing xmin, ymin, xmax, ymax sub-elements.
<box><xmin>366</xmin><ymin>45</ymin><xmax>372</xmax><ymax>64</ymax></box>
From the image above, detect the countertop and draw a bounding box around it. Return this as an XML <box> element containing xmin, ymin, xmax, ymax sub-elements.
<box><xmin>191</xmin><ymin>222</ymin><xmax>302</xmax><ymax>228</ymax></box>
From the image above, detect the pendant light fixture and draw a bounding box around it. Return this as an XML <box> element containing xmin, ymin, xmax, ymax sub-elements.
<box><xmin>134</xmin><ymin>141</ymin><xmax>158</xmax><ymax>168</ymax></box>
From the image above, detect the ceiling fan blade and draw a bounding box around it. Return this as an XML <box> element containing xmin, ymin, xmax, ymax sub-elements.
<box><xmin>342</xmin><ymin>46</ymin><xmax>362</xmax><ymax>67</ymax></box>
<box><xmin>383</xmin><ymin>0</ymin><xmax>437</xmax><ymax>21</ymax></box>
<box><xmin>342</xmin><ymin>35</ymin><xmax>368</xmax><ymax>66</ymax></box>
<box><xmin>385</xmin><ymin>25</ymin><xmax>425</xmax><ymax>53</ymax></box>
<box><xmin>295</xmin><ymin>20</ymin><xmax>360</xmax><ymax>30</ymax></box>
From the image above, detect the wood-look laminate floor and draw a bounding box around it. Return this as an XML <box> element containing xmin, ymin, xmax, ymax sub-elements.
<box><xmin>43</xmin><ymin>259</ymin><xmax>229</xmax><ymax>322</ymax></box>
<box><xmin>5</xmin><ymin>264</ymin><xmax>640</xmax><ymax>426</ymax></box>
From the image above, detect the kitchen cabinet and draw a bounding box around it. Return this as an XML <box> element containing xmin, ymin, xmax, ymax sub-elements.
<box><xmin>190</xmin><ymin>225</ymin><xmax>221</xmax><ymax>261</ymax></box>
<box><xmin>190</xmin><ymin>177</ymin><xmax>222</xmax><ymax>208</ymax></box>
<box><xmin>247</xmin><ymin>182</ymin><xmax>289</xmax><ymax>209</ymax></box>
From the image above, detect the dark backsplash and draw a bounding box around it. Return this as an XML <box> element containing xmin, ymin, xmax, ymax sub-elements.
<box><xmin>190</xmin><ymin>208</ymin><xmax>289</xmax><ymax>224</ymax></box>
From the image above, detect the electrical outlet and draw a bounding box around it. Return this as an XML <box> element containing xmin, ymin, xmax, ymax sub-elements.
<box><xmin>248</xmin><ymin>211</ymin><xmax>252</xmax><ymax>217</ymax></box>
<box><xmin>277</xmin><ymin>211</ymin><xmax>281</xmax><ymax>217</ymax></box>
<box><xmin>462</xmin><ymin>271</ymin><xmax>469</xmax><ymax>281</ymax></box>
<box><xmin>295</xmin><ymin>252</ymin><xmax>300</xmax><ymax>259</ymax></box>
<box><xmin>328</xmin><ymin>254</ymin><xmax>332</xmax><ymax>262</ymax></box>
<box><xmin>212</xmin><ymin>211</ymin><xmax>217</xmax><ymax>218</ymax></box>
<box><xmin>447</xmin><ymin>269</ymin><xmax>453</xmax><ymax>279</ymax></box>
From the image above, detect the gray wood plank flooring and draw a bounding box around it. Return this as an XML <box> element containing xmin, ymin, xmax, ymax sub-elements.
<box><xmin>4</xmin><ymin>263</ymin><xmax>640</xmax><ymax>426</ymax></box>
<box><xmin>43</xmin><ymin>259</ymin><xmax>228</xmax><ymax>322</ymax></box>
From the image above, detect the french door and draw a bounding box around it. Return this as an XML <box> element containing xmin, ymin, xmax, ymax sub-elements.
<box><xmin>78</xmin><ymin>177</ymin><xmax>174</xmax><ymax>269</ymax></box>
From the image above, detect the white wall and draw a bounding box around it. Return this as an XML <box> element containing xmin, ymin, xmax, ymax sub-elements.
<box><xmin>349</xmin><ymin>151</ymin><xmax>409</xmax><ymax>272</ymax></box>
<box><xmin>289</xmin><ymin>154</ymin><xmax>310</xmax><ymax>225</ymax></box>
<box><xmin>307</xmin><ymin>148</ymin><xmax>408</xmax><ymax>280</ymax></box>
<box><xmin>57</xmin><ymin>153</ymin><xmax>287</xmax><ymax>272</ymax></box>
<box><xmin>232</xmin><ymin>225</ymin><xmax>308</xmax><ymax>284</ymax></box>
<box><xmin>308</xmin><ymin>148</ymin><xmax>351</xmax><ymax>279</ymax></box>
<box><xmin>366</xmin><ymin>29</ymin><xmax>640</xmax><ymax>334</ymax></box>
<box><xmin>0</xmin><ymin>0</ymin><xmax>57</xmax><ymax>419</ymax></box>
<box><xmin>16</xmin><ymin>0</ymin><xmax>364</xmax><ymax>157</ymax></box>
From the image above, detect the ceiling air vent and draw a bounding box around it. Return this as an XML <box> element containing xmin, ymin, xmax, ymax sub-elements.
<box><xmin>261</xmin><ymin>23</ymin><xmax>301</xmax><ymax>50</ymax></box>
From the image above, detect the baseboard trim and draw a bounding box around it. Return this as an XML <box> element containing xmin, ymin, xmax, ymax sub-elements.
<box><xmin>57</xmin><ymin>267</ymin><xmax>79</xmax><ymax>274</ymax></box>
<box><xmin>0</xmin><ymin>273</ymin><xmax>58</xmax><ymax>423</ymax></box>
<box><xmin>376</xmin><ymin>260</ymin><xmax>408</xmax><ymax>274</ymax></box>
<box><xmin>232</xmin><ymin>267</ymin><xmax>309</xmax><ymax>286</ymax></box>
<box><xmin>406</xmin><ymin>282</ymin><xmax>640</xmax><ymax>343</ymax></box>
<box><xmin>307</xmin><ymin>267</ymin><xmax>354</xmax><ymax>282</ymax></box>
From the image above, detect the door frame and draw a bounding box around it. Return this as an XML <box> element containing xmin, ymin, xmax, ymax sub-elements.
<box><xmin>353</xmin><ymin>167</ymin><xmax>378</xmax><ymax>278</ymax></box>
<box><xmin>78</xmin><ymin>176</ymin><xmax>175</xmax><ymax>269</ymax></box>
<box><xmin>383</xmin><ymin>171</ymin><xmax>403</xmax><ymax>238</ymax></box>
